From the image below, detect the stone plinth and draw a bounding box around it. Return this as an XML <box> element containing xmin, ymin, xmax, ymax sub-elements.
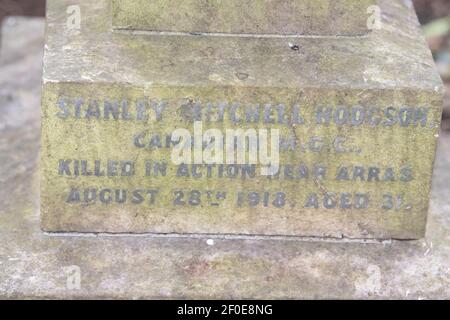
<box><xmin>40</xmin><ymin>0</ymin><xmax>443</xmax><ymax>239</ymax></box>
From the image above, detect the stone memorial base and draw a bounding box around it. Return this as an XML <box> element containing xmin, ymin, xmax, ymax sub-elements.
<box><xmin>1</xmin><ymin>15</ymin><xmax>449</xmax><ymax>299</ymax></box>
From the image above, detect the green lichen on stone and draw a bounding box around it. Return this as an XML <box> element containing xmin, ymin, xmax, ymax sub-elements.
<box><xmin>112</xmin><ymin>0</ymin><xmax>376</xmax><ymax>36</ymax></box>
<box><xmin>41</xmin><ymin>82</ymin><xmax>442</xmax><ymax>238</ymax></box>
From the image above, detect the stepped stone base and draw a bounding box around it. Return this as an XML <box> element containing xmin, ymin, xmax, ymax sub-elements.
<box><xmin>0</xmin><ymin>17</ymin><xmax>449</xmax><ymax>299</ymax></box>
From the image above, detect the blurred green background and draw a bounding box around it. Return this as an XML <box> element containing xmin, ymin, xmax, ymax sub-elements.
<box><xmin>414</xmin><ymin>0</ymin><xmax>450</xmax><ymax>129</ymax></box>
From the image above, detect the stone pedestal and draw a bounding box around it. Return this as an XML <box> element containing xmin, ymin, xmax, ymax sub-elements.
<box><xmin>41</xmin><ymin>0</ymin><xmax>443</xmax><ymax>240</ymax></box>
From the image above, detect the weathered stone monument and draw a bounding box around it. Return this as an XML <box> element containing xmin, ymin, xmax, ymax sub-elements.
<box><xmin>1</xmin><ymin>0</ymin><xmax>450</xmax><ymax>300</ymax></box>
<box><xmin>41</xmin><ymin>0</ymin><xmax>443</xmax><ymax>240</ymax></box>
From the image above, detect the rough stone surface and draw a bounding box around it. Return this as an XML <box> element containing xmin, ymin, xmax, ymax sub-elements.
<box><xmin>44</xmin><ymin>0</ymin><xmax>440</xmax><ymax>90</ymax></box>
<box><xmin>112</xmin><ymin>0</ymin><xmax>376</xmax><ymax>36</ymax></box>
<box><xmin>1</xmin><ymin>16</ymin><xmax>450</xmax><ymax>300</ymax></box>
<box><xmin>41</xmin><ymin>0</ymin><xmax>443</xmax><ymax>239</ymax></box>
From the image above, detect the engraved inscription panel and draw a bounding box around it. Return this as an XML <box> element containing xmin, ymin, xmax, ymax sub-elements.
<box><xmin>40</xmin><ymin>83</ymin><xmax>441</xmax><ymax>238</ymax></box>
